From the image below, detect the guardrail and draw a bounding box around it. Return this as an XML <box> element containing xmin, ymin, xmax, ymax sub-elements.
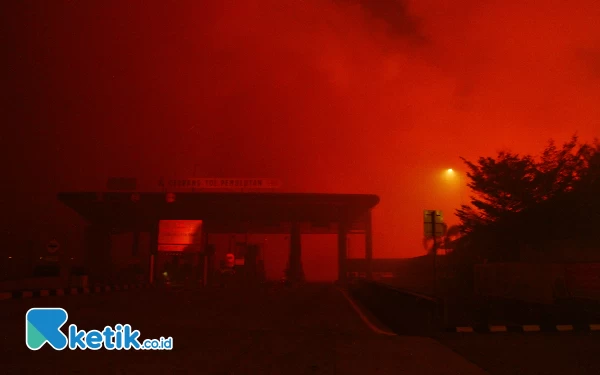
<box><xmin>349</xmin><ymin>278</ymin><xmax>600</xmax><ymax>334</ymax></box>
<box><xmin>477</xmin><ymin>295</ymin><xmax>600</xmax><ymax>325</ymax></box>
<box><xmin>349</xmin><ymin>279</ymin><xmax>442</xmax><ymax>335</ymax></box>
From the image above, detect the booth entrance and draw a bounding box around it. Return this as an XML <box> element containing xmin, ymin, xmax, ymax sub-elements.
<box><xmin>154</xmin><ymin>239</ymin><xmax>267</xmax><ymax>287</ymax></box>
<box><xmin>156</xmin><ymin>251</ymin><xmax>203</xmax><ymax>287</ymax></box>
<box><xmin>57</xmin><ymin>192</ymin><xmax>380</xmax><ymax>287</ymax></box>
<box><xmin>155</xmin><ymin>219</ymin><xmax>205</xmax><ymax>287</ymax></box>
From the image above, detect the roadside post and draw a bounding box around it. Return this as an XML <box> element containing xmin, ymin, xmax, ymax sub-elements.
<box><xmin>424</xmin><ymin>210</ymin><xmax>446</xmax><ymax>326</ymax></box>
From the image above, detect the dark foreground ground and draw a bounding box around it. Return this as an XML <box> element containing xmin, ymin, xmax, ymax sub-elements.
<box><xmin>1</xmin><ymin>283</ymin><xmax>599</xmax><ymax>374</ymax></box>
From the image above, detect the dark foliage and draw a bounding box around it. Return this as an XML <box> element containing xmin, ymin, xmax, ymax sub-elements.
<box><xmin>454</xmin><ymin>135</ymin><xmax>600</xmax><ymax>262</ymax></box>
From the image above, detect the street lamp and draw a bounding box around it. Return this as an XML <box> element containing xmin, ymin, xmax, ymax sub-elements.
<box><xmin>445</xmin><ymin>168</ymin><xmax>465</xmax><ymax>206</ymax></box>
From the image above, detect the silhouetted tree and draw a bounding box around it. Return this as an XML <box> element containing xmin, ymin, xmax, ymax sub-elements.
<box><xmin>422</xmin><ymin>223</ymin><xmax>463</xmax><ymax>255</ymax></box>
<box><xmin>442</xmin><ymin>224</ymin><xmax>463</xmax><ymax>251</ymax></box>
<box><xmin>456</xmin><ymin>135</ymin><xmax>600</xmax><ymax>262</ymax></box>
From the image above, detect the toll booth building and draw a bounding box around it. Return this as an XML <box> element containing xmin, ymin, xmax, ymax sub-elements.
<box><xmin>58</xmin><ymin>192</ymin><xmax>379</xmax><ymax>287</ymax></box>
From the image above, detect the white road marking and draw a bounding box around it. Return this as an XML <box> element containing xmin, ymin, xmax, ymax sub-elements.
<box><xmin>337</xmin><ymin>287</ymin><xmax>397</xmax><ymax>336</ymax></box>
<box><xmin>556</xmin><ymin>324</ymin><xmax>573</xmax><ymax>332</ymax></box>
<box><xmin>0</xmin><ymin>292</ymin><xmax>12</xmax><ymax>300</ymax></box>
<box><xmin>523</xmin><ymin>325</ymin><xmax>541</xmax><ymax>332</ymax></box>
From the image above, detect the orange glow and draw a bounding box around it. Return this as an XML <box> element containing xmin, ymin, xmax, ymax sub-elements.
<box><xmin>158</xmin><ymin>220</ymin><xmax>203</xmax><ymax>252</ymax></box>
<box><xmin>3</xmin><ymin>0</ymin><xmax>599</xmax><ymax>282</ymax></box>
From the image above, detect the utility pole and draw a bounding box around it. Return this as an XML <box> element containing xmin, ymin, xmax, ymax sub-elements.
<box><xmin>425</xmin><ymin>209</ymin><xmax>445</xmax><ymax>327</ymax></box>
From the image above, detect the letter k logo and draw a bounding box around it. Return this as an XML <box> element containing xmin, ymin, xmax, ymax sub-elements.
<box><xmin>26</xmin><ymin>308</ymin><xmax>69</xmax><ymax>350</ymax></box>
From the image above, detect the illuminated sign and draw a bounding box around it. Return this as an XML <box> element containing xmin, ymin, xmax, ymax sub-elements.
<box><xmin>158</xmin><ymin>220</ymin><xmax>203</xmax><ymax>252</ymax></box>
<box><xmin>158</xmin><ymin>178</ymin><xmax>282</xmax><ymax>190</ymax></box>
<box><xmin>158</xmin><ymin>244</ymin><xmax>202</xmax><ymax>252</ymax></box>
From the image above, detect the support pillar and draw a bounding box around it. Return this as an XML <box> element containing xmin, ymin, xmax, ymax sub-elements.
<box><xmin>365</xmin><ymin>210</ymin><xmax>373</xmax><ymax>280</ymax></box>
<box><xmin>287</xmin><ymin>221</ymin><xmax>304</xmax><ymax>283</ymax></box>
<box><xmin>338</xmin><ymin>220</ymin><xmax>348</xmax><ymax>284</ymax></box>
<box><xmin>84</xmin><ymin>224</ymin><xmax>111</xmax><ymax>286</ymax></box>
<box><xmin>202</xmin><ymin>230</ymin><xmax>210</xmax><ymax>287</ymax></box>
<box><xmin>132</xmin><ymin>231</ymin><xmax>140</xmax><ymax>256</ymax></box>
<box><xmin>148</xmin><ymin>221</ymin><xmax>159</xmax><ymax>284</ymax></box>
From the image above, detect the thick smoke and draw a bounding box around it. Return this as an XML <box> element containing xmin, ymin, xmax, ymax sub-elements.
<box><xmin>2</xmin><ymin>0</ymin><xmax>599</xmax><ymax>258</ymax></box>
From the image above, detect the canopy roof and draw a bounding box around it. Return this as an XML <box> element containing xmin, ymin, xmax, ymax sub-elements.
<box><xmin>57</xmin><ymin>192</ymin><xmax>380</xmax><ymax>233</ymax></box>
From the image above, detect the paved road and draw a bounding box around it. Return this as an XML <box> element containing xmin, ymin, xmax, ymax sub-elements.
<box><xmin>435</xmin><ymin>331</ymin><xmax>600</xmax><ymax>375</ymax></box>
<box><xmin>1</xmin><ymin>283</ymin><xmax>485</xmax><ymax>374</ymax></box>
<box><xmin>3</xmin><ymin>284</ymin><xmax>599</xmax><ymax>375</ymax></box>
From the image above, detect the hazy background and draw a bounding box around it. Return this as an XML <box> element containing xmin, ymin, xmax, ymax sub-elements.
<box><xmin>2</xmin><ymin>0</ymin><xmax>599</xmax><ymax>264</ymax></box>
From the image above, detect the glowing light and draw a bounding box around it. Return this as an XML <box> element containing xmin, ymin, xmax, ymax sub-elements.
<box><xmin>444</xmin><ymin>168</ymin><xmax>461</xmax><ymax>181</ymax></box>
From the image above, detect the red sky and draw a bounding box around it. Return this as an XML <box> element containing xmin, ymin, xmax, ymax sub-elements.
<box><xmin>2</xmin><ymin>0</ymin><xmax>599</xmax><ymax>260</ymax></box>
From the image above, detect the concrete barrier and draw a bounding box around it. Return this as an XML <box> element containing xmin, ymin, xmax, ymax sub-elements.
<box><xmin>1</xmin><ymin>283</ymin><xmax>153</xmax><ymax>301</ymax></box>
<box><xmin>0</xmin><ymin>277</ymin><xmax>66</xmax><ymax>291</ymax></box>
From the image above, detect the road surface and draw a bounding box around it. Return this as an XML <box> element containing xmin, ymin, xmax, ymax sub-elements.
<box><xmin>2</xmin><ymin>283</ymin><xmax>599</xmax><ymax>374</ymax></box>
<box><xmin>1</xmin><ymin>283</ymin><xmax>484</xmax><ymax>374</ymax></box>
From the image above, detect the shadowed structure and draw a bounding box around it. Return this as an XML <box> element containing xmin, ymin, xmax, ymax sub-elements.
<box><xmin>57</xmin><ymin>192</ymin><xmax>379</xmax><ymax>285</ymax></box>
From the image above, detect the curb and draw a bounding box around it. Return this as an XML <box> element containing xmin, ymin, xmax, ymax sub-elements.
<box><xmin>0</xmin><ymin>283</ymin><xmax>153</xmax><ymax>301</ymax></box>
<box><xmin>446</xmin><ymin>323</ymin><xmax>600</xmax><ymax>333</ymax></box>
